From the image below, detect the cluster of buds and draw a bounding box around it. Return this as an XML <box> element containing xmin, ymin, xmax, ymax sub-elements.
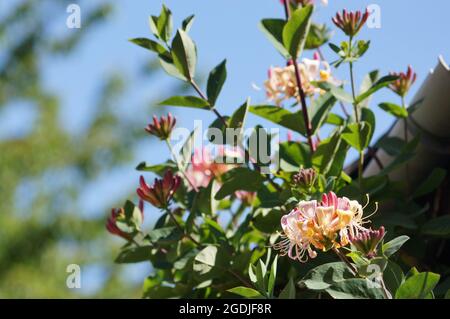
<box><xmin>145</xmin><ymin>113</ymin><xmax>176</xmax><ymax>140</ymax></box>
<box><xmin>137</xmin><ymin>170</ymin><xmax>181</xmax><ymax>209</ymax></box>
<box><xmin>350</xmin><ymin>226</ymin><xmax>385</xmax><ymax>259</ymax></box>
<box><xmin>279</xmin><ymin>0</ymin><xmax>328</xmax><ymax>6</ymax></box>
<box><xmin>389</xmin><ymin>66</ymin><xmax>417</xmax><ymax>97</ymax></box>
<box><xmin>274</xmin><ymin>191</ymin><xmax>369</xmax><ymax>262</ymax></box>
<box><xmin>106</xmin><ymin>201</ymin><xmax>144</xmax><ymax>240</ymax></box>
<box><xmin>332</xmin><ymin>9</ymin><xmax>369</xmax><ymax>37</ymax></box>
<box><xmin>265</xmin><ymin>56</ymin><xmax>340</xmax><ymax>106</ymax></box>
<box><xmin>292</xmin><ymin>168</ymin><xmax>317</xmax><ymax>189</ymax></box>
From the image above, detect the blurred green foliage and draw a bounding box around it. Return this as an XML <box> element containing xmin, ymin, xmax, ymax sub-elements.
<box><xmin>0</xmin><ymin>0</ymin><xmax>187</xmax><ymax>297</ymax></box>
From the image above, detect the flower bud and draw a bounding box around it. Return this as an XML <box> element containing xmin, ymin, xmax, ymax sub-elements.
<box><xmin>106</xmin><ymin>200</ymin><xmax>145</xmax><ymax>240</ymax></box>
<box><xmin>137</xmin><ymin>170</ymin><xmax>181</xmax><ymax>209</ymax></box>
<box><xmin>389</xmin><ymin>66</ymin><xmax>417</xmax><ymax>97</ymax></box>
<box><xmin>349</xmin><ymin>226</ymin><xmax>385</xmax><ymax>258</ymax></box>
<box><xmin>332</xmin><ymin>9</ymin><xmax>369</xmax><ymax>37</ymax></box>
<box><xmin>106</xmin><ymin>207</ymin><xmax>130</xmax><ymax>240</ymax></box>
<box><xmin>145</xmin><ymin>113</ymin><xmax>176</xmax><ymax>140</ymax></box>
<box><xmin>292</xmin><ymin>168</ymin><xmax>317</xmax><ymax>188</ymax></box>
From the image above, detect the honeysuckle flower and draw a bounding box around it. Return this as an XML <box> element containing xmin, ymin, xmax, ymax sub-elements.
<box><xmin>332</xmin><ymin>9</ymin><xmax>369</xmax><ymax>37</ymax></box>
<box><xmin>106</xmin><ymin>200</ymin><xmax>144</xmax><ymax>240</ymax></box>
<box><xmin>264</xmin><ymin>57</ymin><xmax>340</xmax><ymax>106</ymax></box>
<box><xmin>350</xmin><ymin>226</ymin><xmax>385</xmax><ymax>259</ymax></box>
<box><xmin>145</xmin><ymin>113</ymin><xmax>176</xmax><ymax>140</ymax></box>
<box><xmin>273</xmin><ymin>192</ymin><xmax>371</xmax><ymax>262</ymax></box>
<box><xmin>137</xmin><ymin>171</ymin><xmax>181</xmax><ymax>209</ymax></box>
<box><xmin>185</xmin><ymin>147</ymin><xmax>239</xmax><ymax>189</ymax></box>
<box><xmin>292</xmin><ymin>168</ymin><xmax>317</xmax><ymax>189</ymax></box>
<box><xmin>389</xmin><ymin>66</ymin><xmax>417</xmax><ymax>97</ymax></box>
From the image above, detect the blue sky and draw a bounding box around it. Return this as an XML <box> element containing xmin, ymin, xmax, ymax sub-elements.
<box><xmin>4</xmin><ymin>0</ymin><xmax>448</xmax><ymax>216</ymax></box>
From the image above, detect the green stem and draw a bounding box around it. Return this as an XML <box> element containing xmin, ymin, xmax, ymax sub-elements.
<box><xmin>165</xmin><ymin>208</ymin><xmax>201</xmax><ymax>246</ymax></box>
<box><xmin>348</xmin><ymin>36</ymin><xmax>364</xmax><ymax>187</ymax></box>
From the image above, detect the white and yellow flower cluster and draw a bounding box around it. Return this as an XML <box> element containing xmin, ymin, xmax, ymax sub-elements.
<box><xmin>274</xmin><ymin>192</ymin><xmax>369</xmax><ymax>262</ymax></box>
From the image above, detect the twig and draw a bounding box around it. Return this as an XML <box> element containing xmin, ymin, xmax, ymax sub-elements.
<box><xmin>282</xmin><ymin>0</ymin><xmax>316</xmax><ymax>153</ymax></box>
<box><xmin>332</xmin><ymin>247</ymin><xmax>357</xmax><ymax>276</ymax></box>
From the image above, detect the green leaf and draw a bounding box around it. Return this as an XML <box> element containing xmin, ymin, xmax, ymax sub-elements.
<box><xmin>149</xmin><ymin>15</ymin><xmax>159</xmax><ymax>38</ymax></box>
<box><xmin>378</xmin><ymin>102</ymin><xmax>408</xmax><ymax>118</ymax></box>
<box><xmin>249</xmin><ymin>105</ymin><xmax>306</xmax><ymax>136</ymax></box>
<box><xmin>359</xmin><ymin>70</ymin><xmax>380</xmax><ymax>108</ymax></box>
<box><xmin>326</xmin><ymin>113</ymin><xmax>345</xmax><ymax>126</ymax></box>
<box><xmin>325</xmin><ymin>278</ymin><xmax>385</xmax><ymax>299</ymax></box>
<box><xmin>179</xmin><ymin>129</ymin><xmax>197</xmax><ymax>169</ymax></box>
<box><xmin>305</xmin><ymin>23</ymin><xmax>331</xmax><ymax>50</ymax></box>
<box><xmin>421</xmin><ymin>216</ymin><xmax>450</xmax><ymax>238</ymax></box>
<box><xmin>395</xmin><ymin>272</ymin><xmax>440</xmax><ymax>299</ymax></box>
<box><xmin>156</xmin><ymin>5</ymin><xmax>173</xmax><ymax>43</ymax></box>
<box><xmin>300</xmin><ymin>262</ymin><xmax>354</xmax><ymax>291</ymax></box>
<box><xmin>268</xmin><ymin>255</ymin><xmax>278</xmax><ymax>297</ymax></box>
<box><xmin>253</xmin><ymin>208</ymin><xmax>284</xmax><ymax>234</ymax></box>
<box><xmin>181</xmin><ymin>14</ymin><xmax>195</xmax><ymax>32</ymax></box>
<box><xmin>115</xmin><ymin>246</ymin><xmax>152</xmax><ymax>264</ymax></box>
<box><xmin>413</xmin><ymin>168</ymin><xmax>446</xmax><ymax>198</ymax></box>
<box><xmin>171</xmin><ymin>29</ymin><xmax>197</xmax><ymax>81</ymax></box>
<box><xmin>227</xmin><ymin>99</ymin><xmax>249</xmax><ymax>146</ymax></box>
<box><xmin>191</xmin><ymin>180</ymin><xmax>216</xmax><ymax>216</ymax></box>
<box><xmin>375</xmin><ymin>137</ymin><xmax>406</xmax><ymax>156</ymax></box>
<box><xmin>147</xmin><ymin>226</ymin><xmax>178</xmax><ymax>243</ymax></box>
<box><xmin>229</xmin><ymin>98</ymin><xmax>249</xmax><ymax>129</ymax></box>
<box><xmin>159</xmin><ymin>55</ymin><xmax>187</xmax><ymax>80</ymax></box>
<box><xmin>382</xmin><ymin>235</ymin><xmax>410</xmax><ymax>258</ymax></box>
<box><xmin>206</xmin><ymin>59</ymin><xmax>227</xmax><ymax>106</ymax></box>
<box><xmin>316</xmin><ymin>82</ymin><xmax>354</xmax><ymax>104</ymax></box>
<box><xmin>129</xmin><ymin>38</ymin><xmax>168</xmax><ymax>56</ymax></box>
<box><xmin>215</xmin><ymin>168</ymin><xmax>264</xmax><ymax>200</ymax></box>
<box><xmin>135</xmin><ymin>161</ymin><xmax>177</xmax><ymax>175</ymax></box>
<box><xmin>341</xmin><ymin>122</ymin><xmax>372</xmax><ymax>151</ymax></box>
<box><xmin>361</xmin><ymin>107</ymin><xmax>376</xmax><ymax>143</ymax></box>
<box><xmin>227</xmin><ymin>287</ymin><xmax>262</xmax><ymax>298</ymax></box>
<box><xmin>310</xmin><ymin>92</ymin><xmax>337</xmax><ymax>134</ymax></box>
<box><xmin>312</xmin><ymin>130</ymin><xmax>347</xmax><ymax>176</ymax></box>
<box><xmin>159</xmin><ymin>95</ymin><xmax>210</xmax><ymax>109</ymax></box>
<box><xmin>282</xmin><ymin>5</ymin><xmax>313</xmax><ymax>58</ymax></box>
<box><xmin>279</xmin><ymin>278</ymin><xmax>296</xmax><ymax>299</ymax></box>
<box><xmin>259</xmin><ymin>19</ymin><xmax>289</xmax><ymax>58</ymax></box>
<box><xmin>380</xmin><ymin>136</ymin><xmax>419</xmax><ymax>175</ymax></box>
<box><xmin>355</xmin><ymin>75</ymin><xmax>398</xmax><ymax>104</ymax></box>
<box><xmin>383</xmin><ymin>260</ymin><xmax>405</xmax><ymax>295</ymax></box>
<box><xmin>193</xmin><ymin>246</ymin><xmax>217</xmax><ymax>275</ymax></box>
<box><xmin>279</xmin><ymin>141</ymin><xmax>311</xmax><ymax>170</ymax></box>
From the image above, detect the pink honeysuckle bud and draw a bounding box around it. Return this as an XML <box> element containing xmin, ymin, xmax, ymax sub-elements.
<box><xmin>389</xmin><ymin>65</ymin><xmax>417</xmax><ymax>97</ymax></box>
<box><xmin>292</xmin><ymin>168</ymin><xmax>317</xmax><ymax>188</ymax></box>
<box><xmin>137</xmin><ymin>170</ymin><xmax>181</xmax><ymax>209</ymax></box>
<box><xmin>332</xmin><ymin>8</ymin><xmax>369</xmax><ymax>37</ymax></box>
<box><xmin>145</xmin><ymin>113</ymin><xmax>176</xmax><ymax>140</ymax></box>
<box><xmin>349</xmin><ymin>226</ymin><xmax>385</xmax><ymax>258</ymax></box>
<box><xmin>106</xmin><ymin>207</ymin><xmax>130</xmax><ymax>240</ymax></box>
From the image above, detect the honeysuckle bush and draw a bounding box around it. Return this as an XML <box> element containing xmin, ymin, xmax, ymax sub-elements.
<box><xmin>107</xmin><ymin>1</ymin><xmax>449</xmax><ymax>299</ymax></box>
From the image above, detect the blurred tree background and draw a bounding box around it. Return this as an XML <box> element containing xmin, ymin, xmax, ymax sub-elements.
<box><xmin>0</xmin><ymin>0</ymin><xmax>187</xmax><ymax>297</ymax></box>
